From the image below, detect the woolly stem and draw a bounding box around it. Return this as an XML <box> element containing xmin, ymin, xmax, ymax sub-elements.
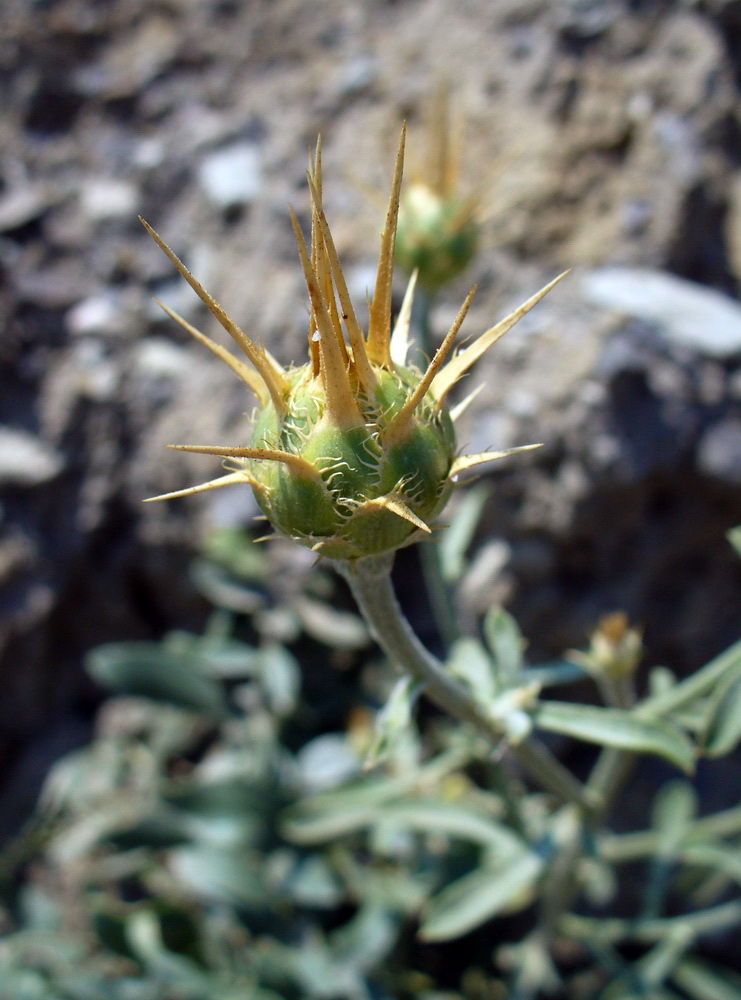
<box><xmin>336</xmin><ymin>554</ymin><xmax>590</xmax><ymax>810</ymax></box>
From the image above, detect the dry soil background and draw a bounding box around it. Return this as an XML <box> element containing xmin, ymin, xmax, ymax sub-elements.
<box><xmin>2</xmin><ymin>0</ymin><xmax>741</xmax><ymax>835</ymax></box>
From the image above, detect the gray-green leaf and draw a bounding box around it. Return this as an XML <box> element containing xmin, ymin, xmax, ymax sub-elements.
<box><xmin>701</xmin><ymin>672</ymin><xmax>741</xmax><ymax>758</ymax></box>
<box><xmin>419</xmin><ymin>850</ymin><xmax>542</xmax><ymax>941</ymax></box>
<box><xmin>86</xmin><ymin>642</ymin><xmax>226</xmax><ymax>717</ymax></box>
<box><xmin>532</xmin><ymin>701</ymin><xmax>695</xmax><ymax>772</ymax></box>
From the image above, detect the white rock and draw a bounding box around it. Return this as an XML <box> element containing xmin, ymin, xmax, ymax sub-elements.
<box><xmin>197</xmin><ymin>143</ymin><xmax>262</xmax><ymax>209</ymax></box>
<box><xmin>80</xmin><ymin>178</ymin><xmax>138</xmax><ymax>220</ymax></box>
<box><xmin>0</xmin><ymin>428</ymin><xmax>64</xmax><ymax>486</ymax></box>
<box><xmin>133</xmin><ymin>338</ymin><xmax>190</xmax><ymax>378</ymax></box>
<box><xmin>66</xmin><ymin>292</ymin><xmax>121</xmax><ymax>336</ymax></box>
<box><xmin>697</xmin><ymin>419</ymin><xmax>741</xmax><ymax>484</ymax></box>
<box><xmin>583</xmin><ymin>268</ymin><xmax>741</xmax><ymax>358</ymax></box>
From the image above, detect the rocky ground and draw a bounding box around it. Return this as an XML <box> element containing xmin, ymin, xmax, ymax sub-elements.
<box><xmin>1</xmin><ymin>0</ymin><xmax>741</xmax><ymax>836</ymax></box>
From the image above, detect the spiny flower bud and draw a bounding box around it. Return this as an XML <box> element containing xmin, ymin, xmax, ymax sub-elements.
<box><xmin>142</xmin><ymin>126</ymin><xmax>565</xmax><ymax>561</ymax></box>
<box><xmin>394</xmin><ymin>83</ymin><xmax>480</xmax><ymax>294</ymax></box>
<box><xmin>395</xmin><ymin>184</ymin><xmax>479</xmax><ymax>295</ymax></box>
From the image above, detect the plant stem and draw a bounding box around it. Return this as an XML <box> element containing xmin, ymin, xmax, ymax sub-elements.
<box><xmin>336</xmin><ymin>554</ymin><xmax>590</xmax><ymax>810</ymax></box>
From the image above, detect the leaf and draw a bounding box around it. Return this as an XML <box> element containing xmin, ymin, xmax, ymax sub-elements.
<box><xmin>651</xmin><ymin>781</ymin><xmax>697</xmax><ymax>853</ymax></box>
<box><xmin>190</xmin><ymin>557</ymin><xmax>267</xmax><ymax>614</ymax></box>
<box><xmin>106</xmin><ymin>812</ymin><xmax>192</xmax><ymax>851</ymax></box>
<box><xmin>364</xmin><ymin>676</ymin><xmax>420</xmax><ymax>768</ymax></box>
<box><xmin>522</xmin><ymin>659</ymin><xmax>587</xmax><ymax>689</ymax></box>
<box><xmin>638</xmin><ymin>639</ymin><xmax>741</xmax><ymax>722</ymax></box>
<box><xmin>483</xmin><ymin>606</ymin><xmax>524</xmax><ymax>687</ymax></box>
<box><xmin>438</xmin><ymin>485</ymin><xmax>488</xmax><ymax>582</ymax></box>
<box><xmin>728</xmin><ymin>526</ymin><xmax>741</xmax><ymax>558</ymax></box>
<box><xmin>164</xmin><ymin>631</ymin><xmax>260</xmax><ymax>678</ymax></box>
<box><xmin>169</xmin><ymin>845</ymin><xmax>270</xmax><ymax>908</ymax></box>
<box><xmin>419</xmin><ymin>850</ymin><xmax>542</xmax><ymax>941</ymax></box>
<box><xmin>673</xmin><ymin>958</ymin><xmax>741</xmax><ymax>1000</ymax></box>
<box><xmin>284</xmin><ymin>855</ymin><xmax>343</xmax><ymax>908</ymax></box>
<box><xmin>258</xmin><ymin>642</ymin><xmax>301</xmax><ymax>716</ymax></box>
<box><xmin>86</xmin><ymin>642</ymin><xmax>226</xmax><ymax>717</ymax></box>
<box><xmin>294</xmin><ymin>595</ymin><xmax>369</xmax><ymax>649</ymax></box>
<box><xmin>532</xmin><ymin>701</ymin><xmax>695</xmax><ymax>773</ymax></box>
<box><xmin>446</xmin><ymin>637</ymin><xmax>497</xmax><ymax>702</ymax></box>
<box><xmin>643</xmin><ymin>783</ymin><xmax>698</xmax><ymax>920</ymax></box>
<box><xmin>285</xmin><ymin>797</ymin><xmax>523</xmax><ymax>854</ymax></box>
<box><xmin>681</xmin><ymin>843</ymin><xmax>741</xmax><ymax>886</ymax></box>
<box><xmin>701</xmin><ymin>671</ymin><xmax>741</xmax><ymax>758</ymax></box>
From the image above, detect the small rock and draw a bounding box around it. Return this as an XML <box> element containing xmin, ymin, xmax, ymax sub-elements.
<box><xmin>337</xmin><ymin>54</ymin><xmax>377</xmax><ymax>95</ymax></box>
<box><xmin>79</xmin><ymin>178</ymin><xmax>138</xmax><ymax>221</ymax></box>
<box><xmin>0</xmin><ymin>428</ymin><xmax>64</xmax><ymax>487</ymax></box>
<box><xmin>71</xmin><ymin>339</ymin><xmax>120</xmax><ymax>402</ymax></box>
<box><xmin>558</xmin><ymin>0</ymin><xmax>619</xmax><ymax>39</ymax></box>
<box><xmin>133</xmin><ymin>338</ymin><xmax>190</xmax><ymax>378</ymax></box>
<box><xmin>583</xmin><ymin>268</ymin><xmax>741</xmax><ymax>359</ymax></box>
<box><xmin>0</xmin><ymin>185</ymin><xmax>51</xmax><ymax>232</ymax></box>
<box><xmin>197</xmin><ymin>143</ymin><xmax>262</xmax><ymax>210</ymax></box>
<box><xmin>66</xmin><ymin>291</ymin><xmax>122</xmax><ymax>336</ymax></box>
<box><xmin>697</xmin><ymin>418</ymin><xmax>741</xmax><ymax>484</ymax></box>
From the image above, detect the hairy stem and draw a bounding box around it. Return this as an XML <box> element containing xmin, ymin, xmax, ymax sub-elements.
<box><xmin>336</xmin><ymin>554</ymin><xmax>590</xmax><ymax>809</ymax></box>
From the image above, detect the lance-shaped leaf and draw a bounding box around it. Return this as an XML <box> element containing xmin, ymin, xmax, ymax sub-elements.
<box><xmin>637</xmin><ymin>639</ymin><xmax>741</xmax><ymax>721</ymax></box>
<box><xmin>532</xmin><ymin>701</ymin><xmax>695</xmax><ymax>773</ymax></box>
<box><xmin>419</xmin><ymin>849</ymin><xmax>543</xmax><ymax>941</ymax></box>
<box><xmin>700</xmin><ymin>671</ymin><xmax>741</xmax><ymax>758</ymax></box>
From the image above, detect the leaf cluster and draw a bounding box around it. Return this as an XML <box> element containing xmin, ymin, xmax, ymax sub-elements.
<box><xmin>1</xmin><ymin>526</ymin><xmax>740</xmax><ymax>1000</ymax></box>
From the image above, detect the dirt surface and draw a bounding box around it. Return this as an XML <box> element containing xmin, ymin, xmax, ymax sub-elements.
<box><xmin>2</xmin><ymin>0</ymin><xmax>741</xmax><ymax>834</ymax></box>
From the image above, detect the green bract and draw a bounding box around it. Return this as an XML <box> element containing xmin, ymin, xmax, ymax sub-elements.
<box><xmin>142</xmin><ymin>127</ymin><xmax>563</xmax><ymax>560</ymax></box>
<box><xmin>247</xmin><ymin>366</ymin><xmax>455</xmax><ymax>559</ymax></box>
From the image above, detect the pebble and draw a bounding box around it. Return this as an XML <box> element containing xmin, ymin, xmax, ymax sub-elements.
<box><xmin>337</xmin><ymin>54</ymin><xmax>377</xmax><ymax>95</ymax></box>
<box><xmin>583</xmin><ymin>268</ymin><xmax>741</xmax><ymax>358</ymax></box>
<box><xmin>132</xmin><ymin>338</ymin><xmax>190</xmax><ymax>378</ymax></box>
<box><xmin>66</xmin><ymin>291</ymin><xmax>122</xmax><ymax>336</ymax></box>
<box><xmin>197</xmin><ymin>143</ymin><xmax>262</xmax><ymax>210</ymax></box>
<box><xmin>0</xmin><ymin>185</ymin><xmax>50</xmax><ymax>232</ymax></box>
<box><xmin>79</xmin><ymin>178</ymin><xmax>138</xmax><ymax>221</ymax></box>
<box><xmin>0</xmin><ymin>428</ymin><xmax>64</xmax><ymax>487</ymax></box>
<box><xmin>697</xmin><ymin>418</ymin><xmax>741</xmax><ymax>484</ymax></box>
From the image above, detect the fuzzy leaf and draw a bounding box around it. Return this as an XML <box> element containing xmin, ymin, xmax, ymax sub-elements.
<box><xmin>285</xmin><ymin>797</ymin><xmax>522</xmax><ymax>853</ymax></box>
<box><xmin>673</xmin><ymin>958</ymin><xmax>741</xmax><ymax>1000</ymax></box>
<box><xmin>681</xmin><ymin>843</ymin><xmax>741</xmax><ymax>886</ymax></box>
<box><xmin>438</xmin><ymin>485</ymin><xmax>488</xmax><ymax>582</ymax></box>
<box><xmin>532</xmin><ymin>701</ymin><xmax>695</xmax><ymax>772</ymax></box>
<box><xmin>701</xmin><ymin>672</ymin><xmax>741</xmax><ymax>758</ymax></box>
<box><xmin>728</xmin><ymin>526</ymin><xmax>741</xmax><ymax>558</ymax></box>
<box><xmin>447</xmin><ymin>637</ymin><xmax>497</xmax><ymax>701</ymax></box>
<box><xmin>483</xmin><ymin>606</ymin><xmax>524</xmax><ymax>687</ymax></box>
<box><xmin>638</xmin><ymin>640</ymin><xmax>741</xmax><ymax>722</ymax></box>
<box><xmin>364</xmin><ymin>676</ymin><xmax>420</xmax><ymax>768</ymax></box>
<box><xmin>419</xmin><ymin>850</ymin><xmax>542</xmax><ymax>941</ymax></box>
<box><xmin>86</xmin><ymin>642</ymin><xmax>226</xmax><ymax>717</ymax></box>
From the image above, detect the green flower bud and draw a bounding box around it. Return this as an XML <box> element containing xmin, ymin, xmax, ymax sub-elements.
<box><xmin>142</xmin><ymin>127</ymin><xmax>564</xmax><ymax>561</ymax></box>
<box><xmin>396</xmin><ymin>182</ymin><xmax>479</xmax><ymax>294</ymax></box>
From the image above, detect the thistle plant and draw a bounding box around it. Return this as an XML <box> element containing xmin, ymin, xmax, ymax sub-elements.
<box><xmin>131</xmin><ymin>129</ymin><xmax>741</xmax><ymax>996</ymax></box>
<box><xmin>141</xmin><ymin>126</ymin><xmax>581</xmax><ymax>804</ymax></box>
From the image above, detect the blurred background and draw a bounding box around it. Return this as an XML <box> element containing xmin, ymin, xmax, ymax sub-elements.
<box><xmin>2</xmin><ymin>0</ymin><xmax>741</xmax><ymax>841</ymax></box>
